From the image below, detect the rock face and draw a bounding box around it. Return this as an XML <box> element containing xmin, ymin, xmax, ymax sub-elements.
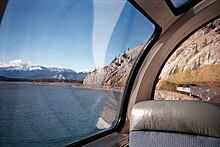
<box><xmin>159</xmin><ymin>18</ymin><xmax>220</xmax><ymax>85</ymax></box>
<box><xmin>83</xmin><ymin>44</ymin><xmax>145</xmax><ymax>88</ymax></box>
<box><xmin>84</xmin><ymin>18</ymin><xmax>220</xmax><ymax>90</ymax></box>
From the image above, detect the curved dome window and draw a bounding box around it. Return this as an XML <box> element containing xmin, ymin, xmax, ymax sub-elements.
<box><xmin>155</xmin><ymin>18</ymin><xmax>220</xmax><ymax>104</ymax></box>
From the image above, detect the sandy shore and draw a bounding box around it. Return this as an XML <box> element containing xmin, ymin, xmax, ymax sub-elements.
<box><xmin>0</xmin><ymin>83</ymin><xmax>17</xmax><ymax>87</ymax></box>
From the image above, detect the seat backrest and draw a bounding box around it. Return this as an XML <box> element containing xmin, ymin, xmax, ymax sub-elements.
<box><xmin>129</xmin><ymin>100</ymin><xmax>220</xmax><ymax>147</ymax></box>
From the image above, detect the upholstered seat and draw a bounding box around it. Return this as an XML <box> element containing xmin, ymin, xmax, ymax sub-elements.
<box><xmin>129</xmin><ymin>100</ymin><xmax>220</xmax><ymax>147</ymax></box>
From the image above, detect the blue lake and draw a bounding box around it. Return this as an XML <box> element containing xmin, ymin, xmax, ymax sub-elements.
<box><xmin>0</xmin><ymin>82</ymin><xmax>121</xmax><ymax>146</ymax></box>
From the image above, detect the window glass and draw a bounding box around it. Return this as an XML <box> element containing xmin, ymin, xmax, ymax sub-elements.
<box><xmin>170</xmin><ymin>0</ymin><xmax>190</xmax><ymax>8</ymax></box>
<box><xmin>155</xmin><ymin>18</ymin><xmax>220</xmax><ymax>104</ymax></box>
<box><xmin>0</xmin><ymin>0</ymin><xmax>155</xmax><ymax>146</ymax></box>
<box><xmin>166</xmin><ymin>0</ymin><xmax>201</xmax><ymax>15</ymax></box>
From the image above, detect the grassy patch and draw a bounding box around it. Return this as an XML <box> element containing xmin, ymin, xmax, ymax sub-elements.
<box><xmin>156</xmin><ymin>80</ymin><xmax>177</xmax><ymax>92</ymax></box>
<box><xmin>166</xmin><ymin>64</ymin><xmax>220</xmax><ymax>87</ymax></box>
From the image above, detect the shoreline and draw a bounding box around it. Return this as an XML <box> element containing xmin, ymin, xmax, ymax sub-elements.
<box><xmin>0</xmin><ymin>81</ymin><xmax>124</xmax><ymax>92</ymax></box>
<box><xmin>32</xmin><ymin>81</ymin><xmax>124</xmax><ymax>92</ymax></box>
<box><xmin>73</xmin><ymin>84</ymin><xmax>124</xmax><ymax>93</ymax></box>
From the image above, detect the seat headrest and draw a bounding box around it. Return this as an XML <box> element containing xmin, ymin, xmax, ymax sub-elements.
<box><xmin>130</xmin><ymin>100</ymin><xmax>220</xmax><ymax>138</ymax></box>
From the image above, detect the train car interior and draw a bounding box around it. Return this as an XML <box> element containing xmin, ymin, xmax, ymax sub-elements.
<box><xmin>0</xmin><ymin>0</ymin><xmax>219</xmax><ymax>146</ymax></box>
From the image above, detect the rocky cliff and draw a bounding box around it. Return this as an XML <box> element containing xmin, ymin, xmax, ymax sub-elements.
<box><xmin>84</xmin><ymin>18</ymin><xmax>220</xmax><ymax>90</ymax></box>
<box><xmin>159</xmin><ymin>18</ymin><xmax>220</xmax><ymax>87</ymax></box>
<box><xmin>83</xmin><ymin>44</ymin><xmax>145</xmax><ymax>89</ymax></box>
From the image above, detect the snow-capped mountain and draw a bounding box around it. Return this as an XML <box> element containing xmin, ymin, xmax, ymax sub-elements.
<box><xmin>0</xmin><ymin>60</ymin><xmax>44</xmax><ymax>71</ymax></box>
<box><xmin>0</xmin><ymin>60</ymin><xmax>88</xmax><ymax>81</ymax></box>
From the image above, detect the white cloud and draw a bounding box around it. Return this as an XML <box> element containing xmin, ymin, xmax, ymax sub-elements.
<box><xmin>77</xmin><ymin>68</ymin><xmax>92</xmax><ymax>73</ymax></box>
<box><xmin>0</xmin><ymin>59</ymin><xmax>32</xmax><ymax>67</ymax></box>
<box><xmin>0</xmin><ymin>62</ymin><xmax>7</xmax><ymax>67</ymax></box>
<box><xmin>9</xmin><ymin>59</ymin><xmax>27</xmax><ymax>66</ymax></box>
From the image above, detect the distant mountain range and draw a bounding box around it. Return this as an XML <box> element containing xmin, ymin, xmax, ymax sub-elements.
<box><xmin>0</xmin><ymin>61</ymin><xmax>88</xmax><ymax>82</ymax></box>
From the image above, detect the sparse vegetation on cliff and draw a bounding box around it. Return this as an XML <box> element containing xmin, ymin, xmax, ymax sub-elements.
<box><xmin>83</xmin><ymin>18</ymin><xmax>220</xmax><ymax>95</ymax></box>
<box><xmin>83</xmin><ymin>44</ymin><xmax>145</xmax><ymax>91</ymax></box>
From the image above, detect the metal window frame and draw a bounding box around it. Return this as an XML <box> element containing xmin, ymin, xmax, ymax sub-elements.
<box><xmin>0</xmin><ymin>0</ymin><xmax>7</xmax><ymax>25</ymax></box>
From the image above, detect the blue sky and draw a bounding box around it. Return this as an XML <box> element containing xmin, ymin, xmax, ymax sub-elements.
<box><xmin>171</xmin><ymin>0</ymin><xmax>189</xmax><ymax>8</ymax></box>
<box><xmin>0</xmin><ymin>0</ymin><xmax>155</xmax><ymax>72</ymax></box>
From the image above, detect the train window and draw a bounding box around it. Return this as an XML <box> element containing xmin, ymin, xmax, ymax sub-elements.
<box><xmin>154</xmin><ymin>18</ymin><xmax>220</xmax><ymax>104</ymax></box>
<box><xmin>165</xmin><ymin>0</ymin><xmax>202</xmax><ymax>15</ymax></box>
<box><xmin>170</xmin><ymin>0</ymin><xmax>190</xmax><ymax>8</ymax></box>
<box><xmin>0</xmin><ymin>0</ymin><xmax>155</xmax><ymax>146</ymax></box>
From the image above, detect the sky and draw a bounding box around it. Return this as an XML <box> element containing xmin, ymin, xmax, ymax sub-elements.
<box><xmin>0</xmin><ymin>0</ymin><xmax>155</xmax><ymax>72</ymax></box>
<box><xmin>171</xmin><ymin>0</ymin><xmax>189</xmax><ymax>8</ymax></box>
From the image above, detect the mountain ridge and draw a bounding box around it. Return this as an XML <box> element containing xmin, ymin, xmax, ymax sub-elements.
<box><xmin>0</xmin><ymin>60</ymin><xmax>88</xmax><ymax>82</ymax></box>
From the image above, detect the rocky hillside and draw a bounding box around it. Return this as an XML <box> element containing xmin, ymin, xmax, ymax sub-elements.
<box><xmin>158</xmin><ymin>18</ymin><xmax>220</xmax><ymax>88</ymax></box>
<box><xmin>83</xmin><ymin>44</ymin><xmax>145</xmax><ymax>88</ymax></box>
<box><xmin>84</xmin><ymin>18</ymin><xmax>220</xmax><ymax>91</ymax></box>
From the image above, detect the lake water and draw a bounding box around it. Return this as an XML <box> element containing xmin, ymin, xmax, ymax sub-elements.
<box><xmin>0</xmin><ymin>82</ymin><xmax>121</xmax><ymax>146</ymax></box>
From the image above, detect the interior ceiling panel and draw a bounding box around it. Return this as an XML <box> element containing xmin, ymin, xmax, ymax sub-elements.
<box><xmin>134</xmin><ymin>0</ymin><xmax>179</xmax><ymax>32</ymax></box>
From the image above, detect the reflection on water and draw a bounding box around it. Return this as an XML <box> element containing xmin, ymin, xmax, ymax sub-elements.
<box><xmin>0</xmin><ymin>82</ymin><xmax>121</xmax><ymax>146</ymax></box>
